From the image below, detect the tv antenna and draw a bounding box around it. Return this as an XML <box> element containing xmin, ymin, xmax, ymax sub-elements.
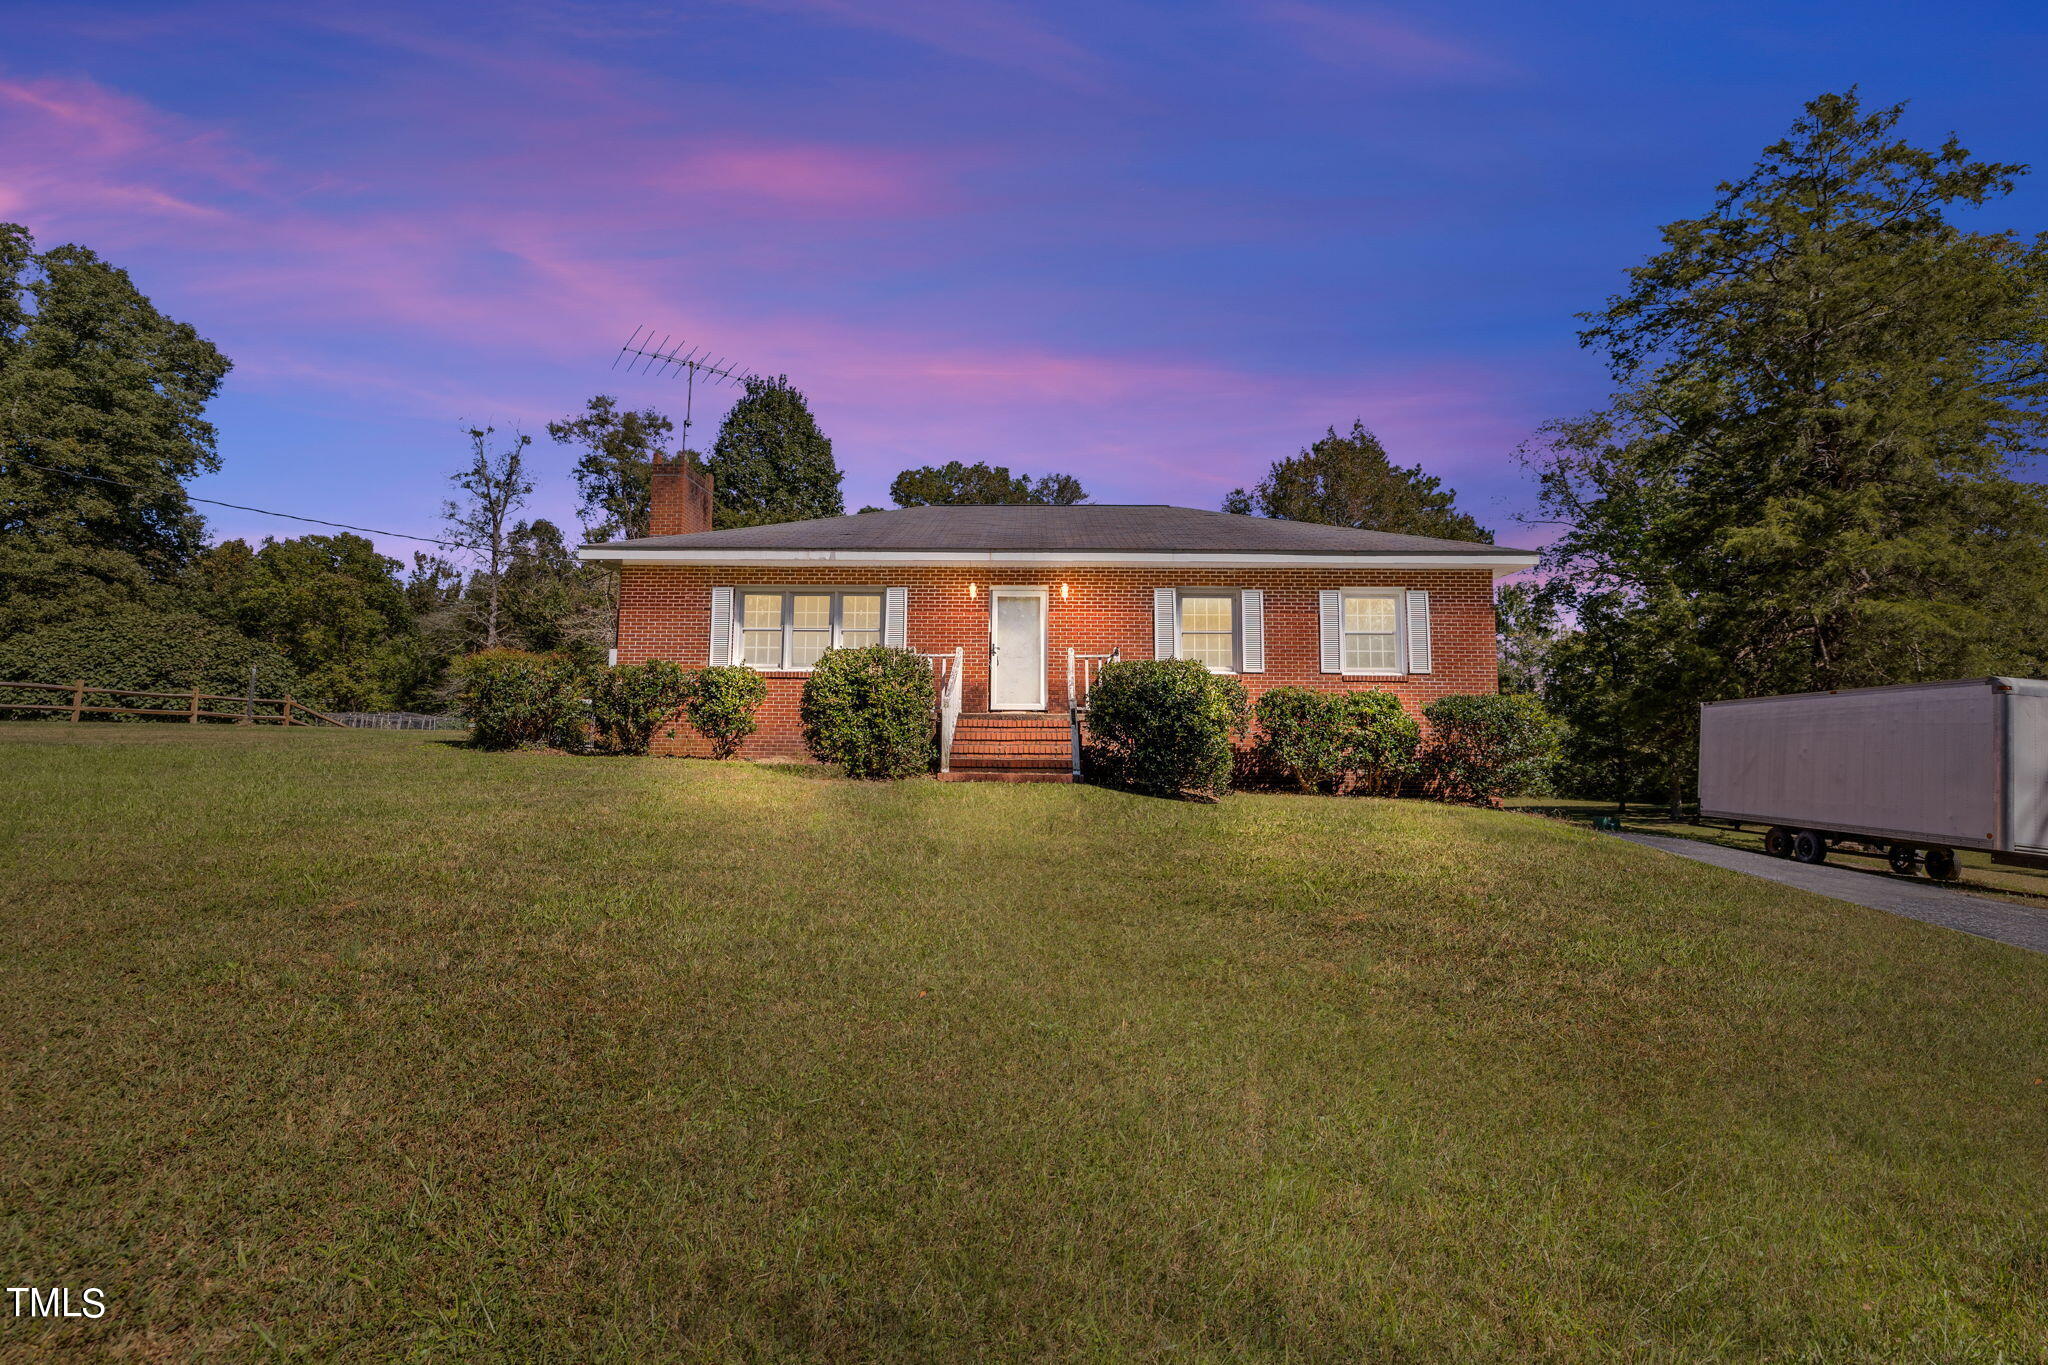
<box><xmin>614</xmin><ymin>327</ymin><xmax>755</xmax><ymax>455</ymax></box>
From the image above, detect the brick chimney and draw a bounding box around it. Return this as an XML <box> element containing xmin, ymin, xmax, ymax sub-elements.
<box><xmin>648</xmin><ymin>454</ymin><xmax>713</xmax><ymax>536</ymax></box>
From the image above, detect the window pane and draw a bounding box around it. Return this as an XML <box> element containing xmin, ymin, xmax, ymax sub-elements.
<box><xmin>790</xmin><ymin>630</ymin><xmax>831</xmax><ymax>669</ymax></box>
<box><xmin>840</xmin><ymin>630</ymin><xmax>881</xmax><ymax>650</ymax></box>
<box><xmin>1179</xmin><ymin>596</ymin><xmax>1233</xmax><ymax>633</ymax></box>
<box><xmin>1344</xmin><ymin>594</ymin><xmax>1396</xmax><ymax>634</ymax></box>
<box><xmin>1344</xmin><ymin>633</ymin><xmax>1398</xmax><ymax>671</ymax></box>
<box><xmin>791</xmin><ymin>594</ymin><xmax>831</xmax><ymax>630</ymax></box>
<box><xmin>742</xmin><ymin>630</ymin><xmax>782</xmax><ymax>668</ymax></box>
<box><xmin>741</xmin><ymin>593</ymin><xmax>782</xmax><ymax>629</ymax></box>
<box><xmin>840</xmin><ymin>594</ymin><xmax>882</xmax><ymax>633</ymax></box>
<box><xmin>1183</xmin><ymin>632</ymin><xmax>1235</xmax><ymax>668</ymax></box>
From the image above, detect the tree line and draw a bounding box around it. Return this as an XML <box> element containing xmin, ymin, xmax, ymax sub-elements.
<box><xmin>4</xmin><ymin>88</ymin><xmax>2044</xmax><ymax>789</ymax></box>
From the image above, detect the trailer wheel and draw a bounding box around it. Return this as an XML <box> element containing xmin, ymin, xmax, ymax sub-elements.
<box><xmin>1886</xmin><ymin>845</ymin><xmax>1919</xmax><ymax>876</ymax></box>
<box><xmin>1924</xmin><ymin>847</ymin><xmax>1961</xmax><ymax>882</ymax></box>
<box><xmin>1791</xmin><ymin>830</ymin><xmax>1828</xmax><ymax>864</ymax></box>
<box><xmin>1763</xmin><ymin>827</ymin><xmax>1793</xmax><ymax>858</ymax></box>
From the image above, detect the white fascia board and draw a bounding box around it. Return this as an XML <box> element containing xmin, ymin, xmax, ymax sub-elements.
<box><xmin>576</xmin><ymin>546</ymin><xmax>1540</xmax><ymax>576</ymax></box>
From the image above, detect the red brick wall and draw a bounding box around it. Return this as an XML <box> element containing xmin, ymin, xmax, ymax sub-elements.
<box><xmin>615</xmin><ymin>563</ymin><xmax>1502</xmax><ymax>758</ymax></box>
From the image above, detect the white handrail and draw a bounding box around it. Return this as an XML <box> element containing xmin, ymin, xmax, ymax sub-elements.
<box><xmin>920</xmin><ymin>647</ymin><xmax>965</xmax><ymax>773</ymax></box>
<box><xmin>1065</xmin><ymin>647</ymin><xmax>1119</xmax><ymax>777</ymax></box>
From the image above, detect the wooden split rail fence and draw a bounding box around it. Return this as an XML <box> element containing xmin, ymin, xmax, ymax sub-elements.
<box><xmin>0</xmin><ymin>679</ymin><xmax>347</xmax><ymax>727</ymax></box>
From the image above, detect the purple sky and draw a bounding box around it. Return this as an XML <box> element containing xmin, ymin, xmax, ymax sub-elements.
<box><xmin>4</xmin><ymin>2</ymin><xmax>2045</xmax><ymax>560</ymax></box>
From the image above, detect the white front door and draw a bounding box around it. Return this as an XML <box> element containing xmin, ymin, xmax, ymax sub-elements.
<box><xmin>989</xmin><ymin>588</ymin><xmax>1047</xmax><ymax>711</ymax></box>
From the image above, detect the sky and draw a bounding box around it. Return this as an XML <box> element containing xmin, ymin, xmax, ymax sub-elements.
<box><xmin>4</xmin><ymin>0</ymin><xmax>2046</xmax><ymax>562</ymax></box>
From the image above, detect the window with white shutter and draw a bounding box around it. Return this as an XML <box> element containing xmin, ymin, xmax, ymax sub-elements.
<box><xmin>733</xmin><ymin>589</ymin><xmax>887</xmax><ymax>670</ymax></box>
<box><xmin>709</xmin><ymin>586</ymin><xmax>734</xmax><ymax>666</ymax></box>
<box><xmin>1239</xmin><ymin>589</ymin><xmax>1265</xmax><ymax>673</ymax></box>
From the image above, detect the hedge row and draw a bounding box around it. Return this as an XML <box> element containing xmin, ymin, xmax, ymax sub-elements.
<box><xmin>450</xmin><ymin>652</ymin><xmax>766</xmax><ymax>757</ymax></box>
<box><xmin>451</xmin><ymin>646</ymin><xmax>1557</xmax><ymax>804</ymax></box>
<box><xmin>1086</xmin><ymin>660</ymin><xmax>1556</xmax><ymax>804</ymax></box>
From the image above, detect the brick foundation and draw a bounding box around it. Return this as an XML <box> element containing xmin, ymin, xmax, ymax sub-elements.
<box><xmin>615</xmin><ymin>564</ymin><xmax>1502</xmax><ymax>760</ymax></box>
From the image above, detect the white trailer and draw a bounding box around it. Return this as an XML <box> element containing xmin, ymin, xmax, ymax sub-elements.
<box><xmin>1698</xmin><ymin>677</ymin><xmax>2048</xmax><ymax>880</ymax></box>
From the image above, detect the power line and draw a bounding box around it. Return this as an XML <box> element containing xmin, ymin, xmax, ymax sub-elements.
<box><xmin>4</xmin><ymin>452</ymin><xmax>480</xmax><ymax>552</ymax></box>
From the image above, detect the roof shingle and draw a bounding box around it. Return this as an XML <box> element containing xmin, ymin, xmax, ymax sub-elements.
<box><xmin>585</xmin><ymin>504</ymin><xmax>1531</xmax><ymax>557</ymax></box>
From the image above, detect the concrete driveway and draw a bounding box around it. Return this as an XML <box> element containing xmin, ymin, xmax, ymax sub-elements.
<box><xmin>1613</xmin><ymin>831</ymin><xmax>2048</xmax><ymax>954</ymax></box>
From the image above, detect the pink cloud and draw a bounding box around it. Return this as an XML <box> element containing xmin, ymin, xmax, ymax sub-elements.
<box><xmin>0</xmin><ymin>73</ymin><xmax>259</xmax><ymax>228</ymax></box>
<box><xmin>1258</xmin><ymin>2</ymin><xmax>1514</xmax><ymax>81</ymax></box>
<box><xmin>658</xmin><ymin>141</ymin><xmax>936</xmax><ymax>212</ymax></box>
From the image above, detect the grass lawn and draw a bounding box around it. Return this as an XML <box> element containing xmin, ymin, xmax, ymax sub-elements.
<box><xmin>5</xmin><ymin>724</ymin><xmax>2047</xmax><ymax>1362</ymax></box>
<box><xmin>1512</xmin><ymin>798</ymin><xmax>2048</xmax><ymax>910</ymax></box>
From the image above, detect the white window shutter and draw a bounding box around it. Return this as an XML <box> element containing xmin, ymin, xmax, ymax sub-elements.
<box><xmin>1319</xmin><ymin>590</ymin><xmax>1342</xmax><ymax>673</ymax></box>
<box><xmin>709</xmin><ymin>586</ymin><xmax>734</xmax><ymax>665</ymax></box>
<box><xmin>884</xmin><ymin>586</ymin><xmax>908</xmax><ymax>649</ymax></box>
<box><xmin>1239</xmin><ymin>589</ymin><xmax>1264</xmax><ymax>672</ymax></box>
<box><xmin>1405</xmin><ymin>589</ymin><xmax>1432</xmax><ymax>674</ymax></box>
<box><xmin>1153</xmin><ymin>587</ymin><xmax>1177</xmax><ymax>660</ymax></box>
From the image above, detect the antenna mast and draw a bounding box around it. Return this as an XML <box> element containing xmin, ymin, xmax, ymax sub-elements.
<box><xmin>613</xmin><ymin>327</ymin><xmax>756</xmax><ymax>455</ymax></box>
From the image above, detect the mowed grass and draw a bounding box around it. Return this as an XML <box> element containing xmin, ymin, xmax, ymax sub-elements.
<box><xmin>3</xmin><ymin>725</ymin><xmax>2047</xmax><ymax>1362</ymax></box>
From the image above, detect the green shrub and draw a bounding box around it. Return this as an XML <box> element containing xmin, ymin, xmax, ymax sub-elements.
<box><xmin>799</xmin><ymin>646</ymin><xmax>936</xmax><ymax>779</ymax></box>
<box><xmin>686</xmin><ymin>664</ymin><xmax>767</xmax><ymax>759</ymax></box>
<box><xmin>1253</xmin><ymin>687</ymin><xmax>1353</xmax><ymax>792</ymax></box>
<box><xmin>0</xmin><ymin>609</ymin><xmax>295</xmax><ymax>719</ymax></box>
<box><xmin>1419</xmin><ymin>693</ymin><xmax>1559</xmax><ymax>806</ymax></box>
<box><xmin>1343</xmin><ymin>689</ymin><xmax>1422</xmax><ymax>796</ymax></box>
<box><xmin>451</xmin><ymin>649</ymin><xmax>582</xmax><ymax>750</ymax></box>
<box><xmin>588</xmin><ymin>659</ymin><xmax>696</xmax><ymax>756</ymax></box>
<box><xmin>1250</xmin><ymin>686</ymin><xmax>1422</xmax><ymax>796</ymax></box>
<box><xmin>1085</xmin><ymin>658</ymin><xmax>1249</xmax><ymax>800</ymax></box>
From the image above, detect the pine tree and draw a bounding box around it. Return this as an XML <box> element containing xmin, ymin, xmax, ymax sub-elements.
<box><xmin>705</xmin><ymin>375</ymin><xmax>843</xmax><ymax>528</ymax></box>
<box><xmin>1533</xmin><ymin>91</ymin><xmax>2048</xmax><ymax>804</ymax></box>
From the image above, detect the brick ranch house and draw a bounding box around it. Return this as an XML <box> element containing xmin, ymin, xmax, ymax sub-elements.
<box><xmin>578</xmin><ymin>459</ymin><xmax>1540</xmax><ymax>779</ymax></box>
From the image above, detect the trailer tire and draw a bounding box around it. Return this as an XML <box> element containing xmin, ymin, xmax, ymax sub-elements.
<box><xmin>1924</xmin><ymin>848</ymin><xmax>1961</xmax><ymax>882</ymax></box>
<box><xmin>1791</xmin><ymin>830</ymin><xmax>1828</xmax><ymax>864</ymax></box>
<box><xmin>1887</xmin><ymin>845</ymin><xmax>1919</xmax><ymax>876</ymax></box>
<box><xmin>1763</xmin><ymin>827</ymin><xmax>1794</xmax><ymax>858</ymax></box>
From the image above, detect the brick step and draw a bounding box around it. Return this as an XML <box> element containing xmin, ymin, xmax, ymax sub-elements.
<box><xmin>935</xmin><ymin>770</ymin><xmax>1074</xmax><ymax>783</ymax></box>
<box><xmin>957</xmin><ymin>712</ymin><xmax>1065</xmax><ymax>726</ymax></box>
<box><xmin>949</xmin><ymin>754</ymin><xmax>1075</xmax><ymax>771</ymax></box>
<box><xmin>954</xmin><ymin>719</ymin><xmax>1069</xmax><ymax>733</ymax></box>
<box><xmin>951</xmin><ymin>742</ymin><xmax>1071</xmax><ymax>757</ymax></box>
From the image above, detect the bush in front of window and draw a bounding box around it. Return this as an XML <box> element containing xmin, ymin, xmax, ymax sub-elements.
<box><xmin>798</xmin><ymin>646</ymin><xmax>936</xmax><ymax>779</ymax></box>
<box><xmin>1418</xmin><ymin>693</ymin><xmax>1558</xmax><ymax>806</ymax></box>
<box><xmin>686</xmin><ymin>664</ymin><xmax>768</xmax><ymax>758</ymax></box>
<box><xmin>1252</xmin><ymin>687</ymin><xmax>1354</xmax><ymax>793</ymax></box>
<box><xmin>1342</xmin><ymin>688</ymin><xmax>1422</xmax><ymax>796</ymax></box>
<box><xmin>589</xmin><ymin>659</ymin><xmax>698</xmax><ymax>756</ymax></box>
<box><xmin>1085</xmin><ymin>657</ymin><xmax>1250</xmax><ymax>800</ymax></box>
<box><xmin>452</xmin><ymin>649</ymin><xmax>584</xmax><ymax>750</ymax></box>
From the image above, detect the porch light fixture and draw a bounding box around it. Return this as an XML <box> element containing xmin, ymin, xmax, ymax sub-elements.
<box><xmin>968</xmin><ymin>582</ymin><xmax>978</xmax><ymax>599</ymax></box>
<box><xmin>1060</xmin><ymin>582</ymin><xmax>1070</xmax><ymax>599</ymax></box>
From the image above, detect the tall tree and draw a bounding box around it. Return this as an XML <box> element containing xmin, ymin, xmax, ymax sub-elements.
<box><xmin>1494</xmin><ymin>581</ymin><xmax>1559</xmax><ymax>696</ymax></box>
<box><xmin>1224</xmin><ymin>422</ymin><xmax>1492</xmax><ymax>542</ymax></box>
<box><xmin>1532</xmin><ymin>91</ymin><xmax>2048</xmax><ymax>808</ymax></box>
<box><xmin>889</xmin><ymin>461</ymin><xmax>1089</xmax><ymax>507</ymax></box>
<box><xmin>0</xmin><ymin>223</ymin><xmax>232</xmax><ymax>634</ymax></box>
<box><xmin>494</xmin><ymin>518</ymin><xmax>610</xmax><ymax>661</ymax></box>
<box><xmin>443</xmin><ymin>426</ymin><xmax>533</xmax><ymax>649</ymax></box>
<box><xmin>545</xmin><ymin>394</ymin><xmax>676</xmax><ymax>542</ymax></box>
<box><xmin>185</xmin><ymin>533</ymin><xmax>418</xmax><ymax>710</ymax></box>
<box><xmin>705</xmin><ymin>374</ymin><xmax>843</xmax><ymax>528</ymax></box>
